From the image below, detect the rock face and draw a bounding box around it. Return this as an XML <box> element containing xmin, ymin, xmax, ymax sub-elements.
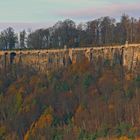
<box><xmin>0</xmin><ymin>44</ymin><xmax>140</xmax><ymax>72</ymax></box>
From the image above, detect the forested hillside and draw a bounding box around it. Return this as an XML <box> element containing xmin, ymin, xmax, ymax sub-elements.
<box><xmin>0</xmin><ymin>58</ymin><xmax>140</xmax><ymax>140</ymax></box>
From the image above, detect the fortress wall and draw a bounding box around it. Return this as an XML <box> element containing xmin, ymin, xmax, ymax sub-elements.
<box><xmin>123</xmin><ymin>45</ymin><xmax>140</xmax><ymax>70</ymax></box>
<box><xmin>0</xmin><ymin>44</ymin><xmax>140</xmax><ymax>72</ymax></box>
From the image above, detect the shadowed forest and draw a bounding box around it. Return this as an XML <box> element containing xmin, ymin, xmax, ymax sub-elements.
<box><xmin>0</xmin><ymin>57</ymin><xmax>140</xmax><ymax>140</ymax></box>
<box><xmin>0</xmin><ymin>15</ymin><xmax>140</xmax><ymax>50</ymax></box>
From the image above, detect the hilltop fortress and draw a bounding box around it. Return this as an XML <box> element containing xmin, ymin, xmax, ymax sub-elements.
<box><xmin>0</xmin><ymin>43</ymin><xmax>140</xmax><ymax>72</ymax></box>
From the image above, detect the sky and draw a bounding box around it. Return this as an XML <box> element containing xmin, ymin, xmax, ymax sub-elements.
<box><xmin>0</xmin><ymin>0</ymin><xmax>139</xmax><ymax>31</ymax></box>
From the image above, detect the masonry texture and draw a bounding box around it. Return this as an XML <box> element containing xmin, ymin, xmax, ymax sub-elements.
<box><xmin>0</xmin><ymin>44</ymin><xmax>140</xmax><ymax>72</ymax></box>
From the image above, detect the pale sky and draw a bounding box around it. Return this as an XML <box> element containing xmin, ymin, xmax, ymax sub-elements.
<box><xmin>0</xmin><ymin>0</ymin><xmax>139</xmax><ymax>31</ymax></box>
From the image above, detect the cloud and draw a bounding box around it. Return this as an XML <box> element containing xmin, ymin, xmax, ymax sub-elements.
<box><xmin>54</xmin><ymin>2</ymin><xmax>140</xmax><ymax>20</ymax></box>
<box><xmin>0</xmin><ymin>0</ymin><xmax>139</xmax><ymax>30</ymax></box>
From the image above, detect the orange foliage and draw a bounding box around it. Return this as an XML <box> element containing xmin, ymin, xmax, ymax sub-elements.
<box><xmin>24</xmin><ymin>130</ymin><xmax>30</xmax><ymax>140</ymax></box>
<box><xmin>24</xmin><ymin>106</ymin><xmax>53</xmax><ymax>140</ymax></box>
<box><xmin>75</xmin><ymin>105</ymin><xmax>84</xmax><ymax>114</ymax></box>
<box><xmin>108</xmin><ymin>103</ymin><xmax>114</xmax><ymax>111</ymax></box>
<box><xmin>119</xmin><ymin>136</ymin><xmax>130</xmax><ymax>140</ymax></box>
<box><xmin>45</xmin><ymin>114</ymin><xmax>53</xmax><ymax>125</ymax></box>
<box><xmin>70</xmin><ymin>57</ymin><xmax>90</xmax><ymax>75</ymax></box>
<box><xmin>125</xmin><ymin>73</ymin><xmax>133</xmax><ymax>81</ymax></box>
<box><xmin>34</xmin><ymin>113</ymin><xmax>53</xmax><ymax>129</ymax></box>
<box><xmin>7</xmin><ymin>84</ymin><xmax>17</xmax><ymax>95</ymax></box>
<box><xmin>29</xmin><ymin>75</ymin><xmax>41</xmax><ymax>88</ymax></box>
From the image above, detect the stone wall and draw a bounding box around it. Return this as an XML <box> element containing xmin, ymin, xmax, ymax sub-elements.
<box><xmin>0</xmin><ymin>44</ymin><xmax>140</xmax><ymax>72</ymax></box>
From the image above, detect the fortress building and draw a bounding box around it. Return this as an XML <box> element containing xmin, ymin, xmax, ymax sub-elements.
<box><xmin>0</xmin><ymin>43</ymin><xmax>140</xmax><ymax>72</ymax></box>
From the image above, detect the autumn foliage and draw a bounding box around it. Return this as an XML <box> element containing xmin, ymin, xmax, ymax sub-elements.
<box><xmin>0</xmin><ymin>59</ymin><xmax>140</xmax><ymax>140</ymax></box>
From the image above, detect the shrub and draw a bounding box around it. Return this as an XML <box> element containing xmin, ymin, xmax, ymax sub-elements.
<box><xmin>115</xmin><ymin>122</ymin><xmax>131</xmax><ymax>137</ymax></box>
<box><xmin>135</xmin><ymin>75</ymin><xmax>140</xmax><ymax>87</ymax></box>
<box><xmin>83</xmin><ymin>73</ymin><xmax>93</xmax><ymax>90</ymax></box>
